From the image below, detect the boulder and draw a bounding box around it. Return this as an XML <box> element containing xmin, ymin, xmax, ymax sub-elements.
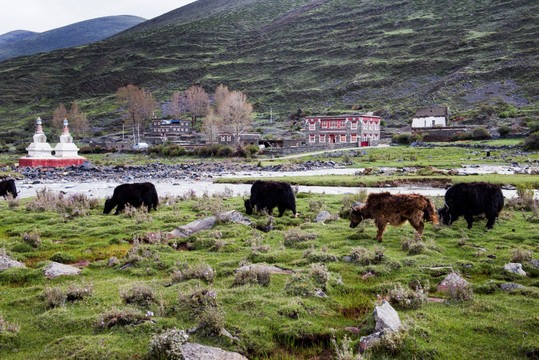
<box><xmin>504</xmin><ymin>263</ymin><xmax>527</xmax><ymax>276</ymax></box>
<box><xmin>315</xmin><ymin>211</ymin><xmax>337</xmax><ymax>223</ymax></box>
<box><xmin>168</xmin><ymin>216</ymin><xmax>217</xmax><ymax>238</ymax></box>
<box><xmin>500</xmin><ymin>283</ymin><xmax>525</xmax><ymax>291</ymax></box>
<box><xmin>528</xmin><ymin>259</ymin><xmax>539</xmax><ymax>269</ymax></box>
<box><xmin>107</xmin><ymin>257</ymin><xmax>120</xmax><ymax>266</ymax></box>
<box><xmin>374</xmin><ymin>300</ymin><xmax>402</xmax><ymax>332</ymax></box>
<box><xmin>359</xmin><ymin>331</ymin><xmax>383</xmax><ymax>353</ymax></box>
<box><xmin>236</xmin><ymin>264</ymin><xmax>292</xmax><ymax>274</ymax></box>
<box><xmin>0</xmin><ymin>255</ymin><xmax>26</xmax><ymax>272</ymax></box>
<box><xmin>218</xmin><ymin>210</ymin><xmax>253</xmax><ymax>226</ymax></box>
<box><xmin>43</xmin><ymin>261</ymin><xmax>81</xmax><ymax>279</ymax></box>
<box><xmin>437</xmin><ymin>272</ymin><xmax>469</xmax><ymax>293</ymax></box>
<box><xmin>181</xmin><ymin>342</ymin><xmax>248</xmax><ymax>360</ymax></box>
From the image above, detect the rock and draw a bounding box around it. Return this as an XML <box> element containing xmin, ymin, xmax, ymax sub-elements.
<box><xmin>314</xmin><ymin>289</ymin><xmax>328</xmax><ymax>298</ymax></box>
<box><xmin>218</xmin><ymin>210</ymin><xmax>253</xmax><ymax>226</ymax></box>
<box><xmin>43</xmin><ymin>262</ymin><xmax>81</xmax><ymax>279</ymax></box>
<box><xmin>71</xmin><ymin>260</ymin><xmax>90</xmax><ymax>267</ymax></box>
<box><xmin>107</xmin><ymin>257</ymin><xmax>120</xmax><ymax>266</ymax></box>
<box><xmin>345</xmin><ymin>326</ymin><xmax>360</xmax><ymax>335</ymax></box>
<box><xmin>504</xmin><ymin>263</ymin><xmax>527</xmax><ymax>276</ymax></box>
<box><xmin>0</xmin><ymin>255</ymin><xmax>26</xmax><ymax>272</ymax></box>
<box><xmin>500</xmin><ymin>283</ymin><xmax>525</xmax><ymax>291</ymax></box>
<box><xmin>529</xmin><ymin>259</ymin><xmax>539</xmax><ymax>269</ymax></box>
<box><xmin>427</xmin><ymin>297</ymin><xmax>445</xmax><ymax>303</ymax></box>
<box><xmin>181</xmin><ymin>342</ymin><xmax>248</xmax><ymax>360</ymax></box>
<box><xmin>374</xmin><ymin>300</ymin><xmax>402</xmax><ymax>332</ymax></box>
<box><xmin>315</xmin><ymin>211</ymin><xmax>337</xmax><ymax>223</ymax></box>
<box><xmin>361</xmin><ymin>272</ymin><xmax>375</xmax><ymax>280</ymax></box>
<box><xmin>341</xmin><ymin>256</ymin><xmax>353</xmax><ymax>263</ymax></box>
<box><xmin>448</xmin><ymin>169</ymin><xmax>459</xmax><ymax>175</ymax></box>
<box><xmin>359</xmin><ymin>331</ymin><xmax>383</xmax><ymax>353</ymax></box>
<box><xmin>168</xmin><ymin>216</ymin><xmax>217</xmax><ymax>238</ymax></box>
<box><xmin>236</xmin><ymin>264</ymin><xmax>292</xmax><ymax>275</ymax></box>
<box><xmin>437</xmin><ymin>272</ymin><xmax>470</xmax><ymax>293</ymax></box>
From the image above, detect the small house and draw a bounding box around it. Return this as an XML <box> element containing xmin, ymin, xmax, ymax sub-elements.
<box><xmin>145</xmin><ymin>119</ymin><xmax>192</xmax><ymax>143</ymax></box>
<box><xmin>411</xmin><ymin>107</ymin><xmax>449</xmax><ymax>128</ymax></box>
<box><xmin>218</xmin><ymin>132</ymin><xmax>261</xmax><ymax>147</ymax></box>
<box><xmin>303</xmin><ymin>114</ymin><xmax>381</xmax><ymax>146</ymax></box>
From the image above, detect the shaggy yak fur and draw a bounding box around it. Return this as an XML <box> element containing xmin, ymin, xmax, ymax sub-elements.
<box><xmin>438</xmin><ymin>182</ymin><xmax>504</xmax><ymax>229</ymax></box>
<box><xmin>350</xmin><ymin>192</ymin><xmax>438</xmax><ymax>242</ymax></box>
<box><xmin>104</xmin><ymin>182</ymin><xmax>158</xmax><ymax>215</ymax></box>
<box><xmin>244</xmin><ymin>180</ymin><xmax>297</xmax><ymax>217</ymax></box>
<box><xmin>0</xmin><ymin>179</ymin><xmax>17</xmax><ymax>198</ymax></box>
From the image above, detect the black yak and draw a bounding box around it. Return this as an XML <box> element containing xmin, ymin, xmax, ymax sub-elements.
<box><xmin>0</xmin><ymin>179</ymin><xmax>17</xmax><ymax>198</ymax></box>
<box><xmin>350</xmin><ymin>192</ymin><xmax>438</xmax><ymax>242</ymax></box>
<box><xmin>104</xmin><ymin>182</ymin><xmax>158</xmax><ymax>215</ymax></box>
<box><xmin>438</xmin><ymin>182</ymin><xmax>504</xmax><ymax>229</ymax></box>
<box><xmin>244</xmin><ymin>180</ymin><xmax>297</xmax><ymax>217</ymax></box>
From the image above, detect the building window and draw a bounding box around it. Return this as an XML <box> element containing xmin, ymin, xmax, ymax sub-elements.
<box><xmin>330</xmin><ymin>121</ymin><xmax>338</xmax><ymax>129</ymax></box>
<box><xmin>351</xmin><ymin>134</ymin><xmax>357</xmax><ymax>142</ymax></box>
<box><xmin>309</xmin><ymin>122</ymin><xmax>315</xmax><ymax>130</ymax></box>
<box><xmin>339</xmin><ymin>120</ymin><xmax>345</xmax><ymax>128</ymax></box>
<box><xmin>227</xmin><ymin>136</ymin><xmax>231</xmax><ymax>141</ymax></box>
<box><xmin>351</xmin><ymin>122</ymin><xmax>357</xmax><ymax>130</ymax></box>
<box><xmin>340</xmin><ymin>134</ymin><xmax>346</xmax><ymax>142</ymax></box>
<box><xmin>319</xmin><ymin>135</ymin><xmax>325</xmax><ymax>143</ymax></box>
<box><xmin>309</xmin><ymin>134</ymin><xmax>316</xmax><ymax>143</ymax></box>
<box><xmin>321</xmin><ymin>121</ymin><xmax>328</xmax><ymax>129</ymax></box>
<box><xmin>220</xmin><ymin>136</ymin><xmax>225</xmax><ymax>141</ymax></box>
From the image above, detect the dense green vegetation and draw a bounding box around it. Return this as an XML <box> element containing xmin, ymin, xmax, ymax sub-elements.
<box><xmin>0</xmin><ymin>0</ymin><xmax>537</xmax><ymax>140</ymax></box>
<box><xmin>0</xmin><ymin>187</ymin><xmax>537</xmax><ymax>359</ymax></box>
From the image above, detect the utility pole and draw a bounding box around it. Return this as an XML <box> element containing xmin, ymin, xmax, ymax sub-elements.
<box><xmin>270</xmin><ymin>108</ymin><xmax>273</xmax><ymax>124</ymax></box>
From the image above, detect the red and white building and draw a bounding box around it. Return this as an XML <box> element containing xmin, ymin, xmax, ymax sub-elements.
<box><xmin>303</xmin><ymin>114</ymin><xmax>381</xmax><ymax>146</ymax></box>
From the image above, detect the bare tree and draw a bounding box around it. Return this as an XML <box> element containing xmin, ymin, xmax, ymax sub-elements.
<box><xmin>202</xmin><ymin>109</ymin><xmax>222</xmax><ymax>145</ymax></box>
<box><xmin>182</xmin><ymin>85</ymin><xmax>209</xmax><ymax>129</ymax></box>
<box><xmin>168</xmin><ymin>91</ymin><xmax>182</xmax><ymax>119</ymax></box>
<box><xmin>213</xmin><ymin>84</ymin><xmax>229</xmax><ymax>109</ymax></box>
<box><xmin>217</xmin><ymin>90</ymin><xmax>253</xmax><ymax>146</ymax></box>
<box><xmin>68</xmin><ymin>101</ymin><xmax>89</xmax><ymax>138</ymax></box>
<box><xmin>52</xmin><ymin>103</ymin><xmax>68</xmax><ymax>134</ymax></box>
<box><xmin>116</xmin><ymin>84</ymin><xmax>156</xmax><ymax>143</ymax></box>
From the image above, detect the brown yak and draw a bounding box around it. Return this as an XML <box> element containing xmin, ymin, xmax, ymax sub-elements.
<box><xmin>350</xmin><ymin>192</ymin><xmax>438</xmax><ymax>242</ymax></box>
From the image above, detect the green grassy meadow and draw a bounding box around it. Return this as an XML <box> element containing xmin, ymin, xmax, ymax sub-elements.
<box><xmin>0</xmin><ymin>188</ymin><xmax>537</xmax><ymax>359</ymax></box>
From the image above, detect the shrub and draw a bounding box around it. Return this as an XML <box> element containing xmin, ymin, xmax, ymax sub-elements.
<box><xmin>121</xmin><ymin>283</ymin><xmax>156</xmax><ymax>307</ymax></box>
<box><xmin>331</xmin><ymin>334</ymin><xmax>363</xmax><ymax>360</ymax></box>
<box><xmin>388</xmin><ymin>282</ymin><xmax>429</xmax><ymax>310</ymax></box>
<box><xmin>233</xmin><ymin>267</ymin><xmax>271</xmax><ymax>287</ymax></box>
<box><xmin>523</xmin><ymin>132</ymin><xmax>539</xmax><ymax>151</ymax></box>
<box><xmin>472</xmin><ymin>127</ymin><xmax>491</xmax><ymax>140</ymax></box>
<box><xmin>65</xmin><ymin>281</ymin><xmax>94</xmax><ymax>301</ymax></box>
<box><xmin>340</xmin><ymin>191</ymin><xmax>368</xmax><ymax>219</ymax></box>
<box><xmin>507</xmin><ymin>184</ymin><xmax>537</xmax><ymax>211</ymax></box>
<box><xmin>49</xmin><ymin>252</ymin><xmax>76</xmax><ymax>264</ymax></box>
<box><xmin>148</xmin><ymin>328</ymin><xmax>188</xmax><ymax>360</ymax></box>
<box><xmin>178</xmin><ymin>288</ymin><xmax>218</xmax><ymax>318</ymax></box>
<box><xmin>528</xmin><ymin>121</ymin><xmax>539</xmax><ymax>134</ymax></box>
<box><xmin>283</xmin><ymin>229</ymin><xmax>317</xmax><ymax>248</ymax></box>
<box><xmin>196</xmin><ymin>308</ymin><xmax>224</xmax><ymax>335</ymax></box>
<box><xmin>171</xmin><ymin>262</ymin><xmax>214</xmax><ymax>284</ymax></box>
<box><xmin>25</xmin><ymin>189</ymin><xmax>99</xmax><ymax>219</ymax></box>
<box><xmin>44</xmin><ymin>287</ymin><xmax>66</xmax><ymax>308</ymax></box>
<box><xmin>246</xmin><ymin>144</ymin><xmax>259</xmax><ymax>156</ymax></box>
<box><xmin>350</xmin><ymin>246</ymin><xmax>385</xmax><ymax>265</ymax></box>
<box><xmin>218</xmin><ymin>146</ymin><xmax>233</xmax><ymax>157</ymax></box>
<box><xmin>498</xmin><ymin>125</ymin><xmax>511</xmax><ymax>138</ymax></box>
<box><xmin>0</xmin><ymin>315</ymin><xmax>20</xmax><ymax>334</ymax></box>
<box><xmin>392</xmin><ymin>133</ymin><xmax>421</xmax><ymax>145</ymax></box>
<box><xmin>22</xmin><ymin>230</ymin><xmax>41</xmax><ymax>248</ymax></box>
<box><xmin>511</xmin><ymin>247</ymin><xmax>533</xmax><ymax>263</ymax></box>
<box><xmin>100</xmin><ymin>307</ymin><xmax>148</xmax><ymax>328</ymax></box>
<box><xmin>401</xmin><ymin>237</ymin><xmax>425</xmax><ymax>255</ymax></box>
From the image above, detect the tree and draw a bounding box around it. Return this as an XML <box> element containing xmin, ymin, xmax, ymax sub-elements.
<box><xmin>66</xmin><ymin>101</ymin><xmax>89</xmax><ymax>138</ymax></box>
<box><xmin>217</xmin><ymin>90</ymin><xmax>253</xmax><ymax>146</ymax></box>
<box><xmin>213</xmin><ymin>84</ymin><xmax>229</xmax><ymax>109</ymax></box>
<box><xmin>168</xmin><ymin>92</ymin><xmax>182</xmax><ymax>119</ymax></box>
<box><xmin>202</xmin><ymin>109</ymin><xmax>222</xmax><ymax>145</ymax></box>
<box><xmin>52</xmin><ymin>103</ymin><xmax>68</xmax><ymax>134</ymax></box>
<box><xmin>182</xmin><ymin>85</ymin><xmax>209</xmax><ymax>129</ymax></box>
<box><xmin>116</xmin><ymin>84</ymin><xmax>156</xmax><ymax>143</ymax></box>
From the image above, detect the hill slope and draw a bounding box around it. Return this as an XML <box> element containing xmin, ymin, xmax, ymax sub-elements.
<box><xmin>0</xmin><ymin>15</ymin><xmax>146</xmax><ymax>62</ymax></box>
<box><xmin>0</xmin><ymin>0</ymin><xmax>536</xmax><ymax>135</ymax></box>
<box><xmin>0</xmin><ymin>30</ymin><xmax>37</xmax><ymax>48</ymax></box>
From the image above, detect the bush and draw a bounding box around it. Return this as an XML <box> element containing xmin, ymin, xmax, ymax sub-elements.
<box><xmin>49</xmin><ymin>252</ymin><xmax>76</xmax><ymax>264</ymax></box>
<box><xmin>388</xmin><ymin>282</ymin><xmax>428</xmax><ymax>310</ymax></box>
<box><xmin>451</xmin><ymin>131</ymin><xmax>473</xmax><ymax>141</ymax></box>
<box><xmin>528</xmin><ymin>121</ymin><xmax>539</xmax><ymax>134</ymax></box>
<box><xmin>218</xmin><ymin>146</ymin><xmax>233</xmax><ymax>157</ymax></box>
<box><xmin>523</xmin><ymin>132</ymin><xmax>539</xmax><ymax>151</ymax></box>
<box><xmin>44</xmin><ymin>287</ymin><xmax>66</xmax><ymax>308</ymax></box>
<box><xmin>472</xmin><ymin>127</ymin><xmax>491</xmax><ymax>140</ymax></box>
<box><xmin>148</xmin><ymin>328</ymin><xmax>188</xmax><ymax>360</ymax></box>
<box><xmin>233</xmin><ymin>266</ymin><xmax>271</xmax><ymax>287</ymax></box>
<box><xmin>121</xmin><ymin>283</ymin><xmax>156</xmax><ymax>307</ymax></box>
<box><xmin>171</xmin><ymin>262</ymin><xmax>214</xmax><ymax>284</ymax></box>
<box><xmin>246</xmin><ymin>144</ymin><xmax>259</xmax><ymax>156</ymax></box>
<box><xmin>100</xmin><ymin>307</ymin><xmax>149</xmax><ymax>328</ymax></box>
<box><xmin>498</xmin><ymin>125</ymin><xmax>511</xmax><ymax>138</ymax></box>
<box><xmin>391</xmin><ymin>133</ymin><xmax>421</xmax><ymax>145</ymax></box>
<box><xmin>22</xmin><ymin>230</ymin><xmax>41</xmax><ymax>248</ymax></box>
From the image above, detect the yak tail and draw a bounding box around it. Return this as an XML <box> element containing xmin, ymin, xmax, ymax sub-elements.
<box><xmin>424</xmin><ymin>199</ymin><xmax>438</xmax><ymax>224</ymax></box>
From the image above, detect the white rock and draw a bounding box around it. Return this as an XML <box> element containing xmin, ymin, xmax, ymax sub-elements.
<box><xmin>374</xmin><ymin>300</ymin><xmax>402</xmax><ymax>332</ymax></box>
<box><xmin>504</xmin><ymin>263</ymin><xmax>527</xmax><ymax>276</ymax></box>
<box><xmin>43</xmin><ymin>261</ymin><xmax>81</xmax><ymax>279</ymax></box>
<box><xmin>0</xmin><ymin>255</ymin><xmax>26</xmax><ymax>271</ymax></box>
<box><xmin>181</xmin><ymin>342</ymin><xmax>248</xmax><ymax>360</ymax></box>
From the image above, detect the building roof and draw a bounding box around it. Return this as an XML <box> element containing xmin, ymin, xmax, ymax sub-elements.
<box><xmin>413</xmin><ymin>106</ymin><xmax>448</xmax><ymax>118</ymax></box>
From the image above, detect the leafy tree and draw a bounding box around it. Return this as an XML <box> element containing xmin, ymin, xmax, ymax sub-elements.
<box><xmin>116</xmin><ymin>84</ymin><xmax>156</xmax><ymax>143</ymax></box>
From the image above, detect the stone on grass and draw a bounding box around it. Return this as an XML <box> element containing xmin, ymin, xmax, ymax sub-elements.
<box><xmin>359</xmin><ymin>331</ymin><xmax>383</xmax><ymax>353</ymax></box>
<box><xmin>528</xmin><ymin>259</ymin><xmax>539</xmax><ymax>269</ymax></box>
<box><xmin>107</xmin><ymin>257</ymin><xmax>120</xmax><ymax>266</ymax></box>
<box><xmin>0</xmin><ymin>255</ymin><xmax>26</xmax><ymax>271</ymax></box>
<box><xmin>500</xmin><ymin>283</ymin><xmax>525</xmax><ymax>291</ymax></box>
<box><xmin>168</xmin><ymin>216</ymin><xmax>217</xmax><ymax>238</ymax></box>
<box><xmin>181</xmin><ymin>342</ymin><xmax>248</xmax><ymax>360</ymax></box>
<box><xmin>315</xmin><ymin>211</ymin><xmax>334</xmax><ymax>223</ymax></box>
<box><xmin>236</xmin><ymin>264</ymin><xmax>292</xmax><ymax>274</ymax></box>
<box><xmin>43</xmin><ymin>261</ymin><xmax>81</xmax><ymax>279</ymax></box>
<box><xmin>504</xmin><ymin>263</ymin><xmax>527</xmax><ymax>276</ymax></box>
<box><xmin>437</xmin><ymin>272</ymin><xmax>469</xmax><ymax>293</ymax></box>
<box><xmin>218</xmin><ymin>210</ymin><xmax>253</xmax><ymax>226</ymax></box>
<box><xmin>374</xmin><ymin>300</ymin><xmax>402</xmax><ymax>332</ymax></box>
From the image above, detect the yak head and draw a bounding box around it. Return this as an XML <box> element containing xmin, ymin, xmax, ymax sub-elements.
<box><xmin>349</xmin><ymin>204</ymin><xmax>365</xmax><ymax>228</ymax></box>
<box><xmin>103</xmin><ymin>198</ymin><xmax>114</xmax><ymax>214</ymax></box>
<box><xmin>437</xmin><ymin>203</ymin><xmax>451</xmax><ymax>225</ymax></box>
<box><xmin>244</xmin><ymin>198</ymin><xmax>253</xmax><ymax>215</ymax></box>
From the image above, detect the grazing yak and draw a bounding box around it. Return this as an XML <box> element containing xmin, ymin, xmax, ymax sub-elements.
<box><xmin>0</xmin><ymin>179</ymin><xmax>17</xmax><ymax>198</ymax></box>
<box><xmin>244</xmin><ymin>180</ymin><xmax>297</xmax><ymax>217</ymax></box>
<box><xmin>350</xmin><ymin>192</ymin><xmax>438</xmax><ymax>242</ymax></box>
<box><xmin>104</xmin><ymin>182</ymin><xmax>158</xmax><ymax>215</ymax></box>
<box><xmin>438</xmin><ymin>182</ymin><xmax>503</xmax><ymax>229</ymax></box>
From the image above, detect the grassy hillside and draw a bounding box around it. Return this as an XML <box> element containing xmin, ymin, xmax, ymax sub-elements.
<box><xmin>0</xmin><ymin>0</ymin><xmax>537</xmax><ymax>138</ymax></box>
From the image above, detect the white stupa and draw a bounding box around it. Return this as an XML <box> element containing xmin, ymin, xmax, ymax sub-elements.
<box><xmin>24</xmin><ymin>117</ymin><xmax>54</xmax><ymax>158</ymax></box>
<box><xmin>54</xmin><ymin>119</ymin><xmax>84</xmax><ymax>160</ymax></box>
